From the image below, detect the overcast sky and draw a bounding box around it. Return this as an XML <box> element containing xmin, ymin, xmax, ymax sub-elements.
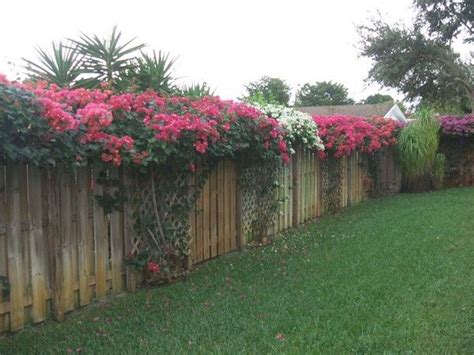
<box><xmin>0</xmin><ymin>0</ymin><xmax>418</xmax><ymax>102</ymax></box>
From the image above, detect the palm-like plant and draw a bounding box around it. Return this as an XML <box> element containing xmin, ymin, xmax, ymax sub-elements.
<box><xmin>178</xmin><ymin>82</ymin><xmax>215</xmax><ymax>98</ymax></box>
<box><xmin>71</xmin><ymin>26</ymin><xmax>145</xmax><ymax>88</ymax></box>
<box><xmin>118</xmin><ymin>50</ymin><xmax>177</xmax><ymax>93</ymax></box>
<box><xmin>23</xmin><ymin>42</ymin><xmax>83</xmax><ymax>88</ymax></box>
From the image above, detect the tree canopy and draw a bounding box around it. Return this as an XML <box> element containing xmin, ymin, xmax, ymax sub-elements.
<box><xmin>361</xmin><ymin>94</ymin><xmax>394</xmax><ymax>104</ymax></box>
<box><xmin>241</xmin><ymin>76</ymin><xmax>292</xmax><ymax>106</ymax></box>
<box><xmin>414</xmin><ymin>0</ymin><xmax>473</xmax><ymax>43</ymax></box>
<box><xmin>294</xmin><ymin>81</ymin><xmax>354</xmax><ymax>107</ymax></box>
<box><xmin>358</xmin><ymin>1</ymin><xmax>473</xmax><ymax>113</ymax></box>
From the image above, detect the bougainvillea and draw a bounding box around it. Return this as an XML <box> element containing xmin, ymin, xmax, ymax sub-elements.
<box><xmin>252</xmin><ymin>103</ymin><xmax>324</xmax><ymax>152</ymax></box>
<box><xmin>312</xmin><ymin>115</ymin><xmax>401</xmax><ymax>158</ymax></box>
<box><xmin>0</xmin><ymin>78</ymin><xmax>290</xmax><ymax>168</ymax></box>
<box><xmin>440</xmin><ymin>115</ymin><xmax>474</xmax><ymax>137</ymax></box>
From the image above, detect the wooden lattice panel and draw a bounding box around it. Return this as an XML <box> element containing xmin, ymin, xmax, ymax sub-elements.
<box><xmin>125</xmin><ymin>168</ymin><xmax>194</xmax><ymax>277</ymax></box>
<box><xmin>240</xmin><ymin>161</ymin><xmax>280</xmax><ymax>242</ymax></box>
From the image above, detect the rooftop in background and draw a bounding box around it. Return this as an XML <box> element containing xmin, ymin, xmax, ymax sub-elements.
<box><xmin>296</xmin><ymin>101</ymin><xmax>394</xmax><ymax>117</ymax></box>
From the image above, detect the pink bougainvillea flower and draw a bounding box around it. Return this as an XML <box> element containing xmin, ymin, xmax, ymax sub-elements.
<box><xmin>148</xmin><ymin>261</ymin><xmax>160</xmax><ymax>274</ymax></box>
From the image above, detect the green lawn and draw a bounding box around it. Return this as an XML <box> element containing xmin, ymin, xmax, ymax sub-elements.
<box><xmin>1</xmin><ymin>188</ymin><xmax>473</xmax><ymax>354</ymax></box>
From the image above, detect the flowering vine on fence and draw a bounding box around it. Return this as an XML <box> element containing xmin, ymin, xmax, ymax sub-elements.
<box><xmin>252</xmin><ymin>103</ymin><xmax>325</xmax><ymax>152</ymax></box>
<box><xmin>312</xmin><ymin>115</ymin><xmax>401</xmax><ymax>158</ymax></box>
<box><xmin>440</xmin><ymin>115</ymin><xmax>474</xmax><ymax>137</ymax></box>
<box><xmin>0</xmin><ymin>78</ymin><xmax>290</xmax><ymax>169</ymax></box>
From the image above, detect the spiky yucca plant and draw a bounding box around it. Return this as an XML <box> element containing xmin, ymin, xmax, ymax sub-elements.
<box><xmin>71</xmin><ymin>26</ymin><xmax>145</xmax><ymax>88</ymax></box>
<box><xmin>119</xmin><ymin>50</ymin><xmax>176</xmax><ymax>93</ymax></box>
<box><xmin>23</xmin><ymin>42</ymin><xmax>83</xmax><ymax>88</ymax></box>
<box><xmin>178</xmin><ymin>82</ymin><xmax>215</xmax><ymax>98</ymax></box>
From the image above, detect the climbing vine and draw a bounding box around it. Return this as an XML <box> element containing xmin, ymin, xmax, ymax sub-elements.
<box><xmin>322</xmin><ymin>155</ymin><xmax>344</xmax><ymax>214</ymax></box>
<box><xmin>239</xmin><ymin>157</ymin><xmax>282</xmax><ymax>244</ymax></box>
<box><xmin>367</xmin><ymin>151</ymin><xmax>382</xmax><ymax>197</ymax></box>
<box><xmin>126</xmin><ymin>161</ymin><xmax>213</xmax><ymax>281</ymax></box>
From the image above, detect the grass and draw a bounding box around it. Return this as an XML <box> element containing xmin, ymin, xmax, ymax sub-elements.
<box><xmin>1</xmin><ymin>188</ymin><xmax>473</xmax><ymax>354</ymax></box>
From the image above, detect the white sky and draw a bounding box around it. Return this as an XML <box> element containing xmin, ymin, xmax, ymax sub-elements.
<box><xmin>0</xmin><ymin>0</ymin><xmax>418</xmax><ymax>102</ymax></box>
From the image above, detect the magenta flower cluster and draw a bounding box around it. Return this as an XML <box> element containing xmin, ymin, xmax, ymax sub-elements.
<box><xmin>440</xmin><ymin>115</ymin><xmax>474</xmax><ymax>137</ymax></box>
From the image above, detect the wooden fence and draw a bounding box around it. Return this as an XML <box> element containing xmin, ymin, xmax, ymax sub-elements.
<box><xmin>0</xmin><ymin>148</ymin><xmax>400</xmax><ymax>333</ymax></box>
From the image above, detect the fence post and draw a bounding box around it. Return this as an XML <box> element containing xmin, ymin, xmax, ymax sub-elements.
<box><xmin>122</xmin><ymin>168</ymin><xmax>137</xmax><ymax>292</ymax></box>
<box><xmin>5</xmin><ymin>165</ymin><xmax>25</xmax><ymax>331</ymax></box>
<box><xmin>109</xmin><ymin>168</ymin><xmax>124</xmax><ymax>292</ymax></box>
<box><xmin>92</xmin><ymin>164</ymin><xmax>108</xmax><ymax>299</ymax></box>
<box><xmin>235</xmin><ymin>161</ymin><xmax>243</xmax><ymax>250</ymax></box>
<box><xmin>28</xmin><ymin>166</ymin><xmax>47</xmax><ymax>323</ymax></box>
<box><xmin>46</xmin><ymin>169</ymin><xmax>64</xmax><ymax>321</ymax></box>
<box><xmin>292</xmin><ymin>147</ymin><xmax>301</xmax><ymax>227</ymax></box>
<box><xmin>77</xmin><ymin>166</ymin><xmax>92</xmax><ymax>306</ymax></box>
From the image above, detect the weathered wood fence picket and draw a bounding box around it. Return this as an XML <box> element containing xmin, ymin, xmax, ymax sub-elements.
<box><xmin>0</xmin><ymin>148</ymin><xmax>401</xmax><ymax>333</ymax></box>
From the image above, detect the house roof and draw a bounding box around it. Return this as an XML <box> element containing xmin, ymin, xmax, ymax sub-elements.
<box><xmin>297</xmin><ymin>101</ymin><xmax>395</xmax><ymax>118</ymax></box>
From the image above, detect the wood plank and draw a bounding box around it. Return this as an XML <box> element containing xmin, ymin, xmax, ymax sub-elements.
<box><xmin>292</xmin><ymin>148</ymin><xmax>300</xmax><ymax>226</ymax></box>
<box><xmin>0</xmin><ymin>166</ymin><xmax>8</xmax><ymax>332</ymax></box>
<box><xmin>209</xmin><ymin>166</ymin><xmax>218</xmax><ymax>258</ymax></box>
<box><xmin>6</xmin><ymin>165</ymin><xmax>25</xmax><ymax>331</ymax></box>
<box><xmin>235</xmin><ymin>161</ymin><xmax>244</xmax><ymax>249</ymax></box>
<box><xmin>229</xmin><ymin>162</ymin><xmax>237</xmax><ymax>251</ymax></box>
<box><xmin>301</xmin><ymin>151</ymin><xmax>306</xmax><ymax>222</ymax></box>
<box><xmin>308</xmin><ymin>151</ymin><xmax>313</xmax><ymax>220</ymax></box>
<box><xmin>347</xmin><ymin>154</ymin><xmax>353</xmax><ymax>206</ymax></box>
<box><xmin>341</xmin><ymin>156</ymin><xmax>347</xmax><ymax>208</ymax></box>
<box><xmin>217</xmin><ymin>162</ymin><xmax>225</xmax><ymax>255</ymax></box>
<box><xmin>311</xmin><ymin>153</ymin><xmax>315</xmax><ymax>217</ymax></box>
<box><xmin>195</xmin><ymin>168</ymin><xmax>204</xmax><ymax>263</ymax></box>
<box><xmin>60</xmin><ymin>171</ymin><xmax>74</xmax><ymax>312</ymax></box>
<box><xmin>279</xmin><ymin>164</ymin><xmax>283</xmax><ymax>232</ymax></box>
<box><xmin>189</xmin><ymin>172</ymin><xmax>197</xmax><ymax>264</ymax></box>
<box><xmin>19</xmin><ymin>166</ymin><xmax>30</xmax><ymax>326</ymax></box>
<box><xmin>202</xmin><ymin>170</ymin><xmax>211</xmax><ymax>260</ymax></box>
<box><xmin>224</xmin><ymin>161</ymin><xmax>231</xmax><ymax>253</ymax></box>
<box><xmin>46</xmin><ymin>170</ymin><xmax>64</xmax><ymax>321</ymax></box>
<box><xmin>28</xmin><ymin>166</ymin><xmax>47</xmax><ymax>323</ymax></box>
<box><xmin>77</xmin><ymin>167</ymin><xmax>92</xmax><ymax>305</ymax></box>
<box><xmin>304</xmin><ymin>151</ymin><xmax>310</xmax><ymax>221</ymax></box>
<box><xmin>319</xmin><ymin>158</ymin><xmax>324</xmax><ymax>216</ymax></box>
<box><xmin>280</xmin><ymin>163</ymin><xmax>284</xmax><ymax>231</ymax></box>
<box><xmin>314</xmin><ymin>158</ymin><xmax>319</xmax><ymax>217</ymax></box>
<box><xmin>301</xmin><ymin>149</ymin><xmax>306</xmax><ymax>223</ymax></box>
<box><xmin>122</xmin><ymin>169</ymin><xmax>137</xmax><ymax>292</ymax></box>
<box><xmin>93</xmin><ymin>164</ymin><xmax>108</xmax><ymax>299</ymax></box>
<box><xmin>109</xmin><ymin>168</ymin><xmax>124</xmax><ymax>292</ymax></box>
<box><xmin>288</xmin><ymin>159</ymin><xmax>293</xmax><ymax>226</ymax></box>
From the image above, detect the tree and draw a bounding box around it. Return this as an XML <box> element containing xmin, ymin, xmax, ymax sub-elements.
<box><xmin>294</xmin><ymin>81</ymin><xmax>354</xmax><ymax>107</ymax></box>
<box><xmin>361</xmin><ymin>94</ymin><xmax>394</xmax><ymax>104</ymax></box>
<box><xmin>359</xmin><ymin>17</ymin><xmax>473</xmax><ymax>113</ymax></box>
<box><xmin>242</xmin><ymin>76</ymin><xmax>291</xmax><ymax>106</ymax></box>
<box><xmin>414</xmin><ymin>0</ymin><xmax>473</xmax><ymax>43</ymax></box>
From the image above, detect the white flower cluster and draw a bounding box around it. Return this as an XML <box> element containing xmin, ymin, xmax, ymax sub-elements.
<box><xmin>255</xmin><ymin>103</ymin><xmax>325</xmax><ymax>152</ymax></box>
